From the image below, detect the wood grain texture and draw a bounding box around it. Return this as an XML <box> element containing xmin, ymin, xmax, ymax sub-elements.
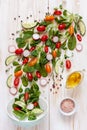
<box><xmin>0</xmin><ymin>0</ymin><xmax>87</xmax><ymax>130</ymax></box>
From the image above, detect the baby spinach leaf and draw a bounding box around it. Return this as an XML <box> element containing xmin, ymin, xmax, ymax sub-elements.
<box><xmin>68</xmin><ymin>35</ymin><xmax>76</xmax><ymax>50</ymax></box>
<box><xmin>14</xmin><ymin>66</ymin><xmax>21</xmax><ymax>73</ymax></box>
<box><xmin>21</xmin><ymin>76</ymin><xmax>28</xmax><ymax>87</ymax></box>
<box><xmin>23</xmin><ymin>65</ymin><xmax>35</xmax><ymax>73</ymax></box>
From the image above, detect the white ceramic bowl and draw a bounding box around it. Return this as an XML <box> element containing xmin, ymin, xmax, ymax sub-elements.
<box><xmin>59</xmin><ymin>97</ymin><xmax>76</xmax><ymax>116</ymax></box>
<box><xmin>7</xmin><ymin>97</ymin><xmax>48</xmax><ymax>127</ymax></box>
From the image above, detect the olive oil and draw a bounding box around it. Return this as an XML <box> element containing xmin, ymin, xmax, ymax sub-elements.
<box><xmin>66</xmin><ymin>71</ymin><xmax>83</xmax><ymax>89</ymax></box>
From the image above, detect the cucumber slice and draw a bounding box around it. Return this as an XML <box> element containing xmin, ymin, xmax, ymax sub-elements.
<box><xmin>7</xmin><ymin>74</ymin><xmax>12</xmax><ymax>88</ymax></box>
<box><xmin>78</xmin><ymin>20</ymin><xmax>86</xmax><ymax>36</ymax></box>
<box><xmin>5</xmin><ymin>55</ymin><xmax>17</xmax><ymax>66</ymax></box>
<box><xmin>15</xmin><ymin>101</ymin><xmax>26</xmax><ymax>109</ymax></box>
<box><xmin>55</xmin><ymin>60</ymin><xmax>60</xmax><ymax>74</ymax></box>
<box><xmin>31</xmin><ymin>108</ymin><xmax>43</xmax><ymax>115</ymax></box>
<box><xmin>22</xmin><ymin>22</ymin><xmax>37</xmax><ymax>29</ymax></box>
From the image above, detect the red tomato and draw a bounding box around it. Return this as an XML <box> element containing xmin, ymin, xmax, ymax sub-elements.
<box><xmin>44</xmin><ymin>46</ymin><xmax>48</xmax><ymax>53</ymax></box>
<box><xmin>27</xmin><ymin>73</ymin><xmax>33</xmax><ymax>81</ymax></box>
<box><xmin>77</xmin><ymin>34</ymin><xmax>82</xmax><ymax>41</ymax></box>
<box><xmin>36</xmin><ymin>71</ymin><xmax>41</xmax><ymax>78</ymax></box>
<box><xmin>58</xmin><ymin>23</ymin><xmax>66</xmax><ymax>30</ymax></box>
<box><xmin>22</xmin><ymin>58</ymin><xmax>29</xmax><ymax>64</ymax></box>
<box><xmin>24</xmin><ymin>92</ymin><xmax>29</xmax><ymax>101</ymax></box>
<box><xmin>53</xmin><ymin>10</ymin><xmax>62</xmax><ymax>15</ymax></box>
<box><xmin>14</xmin><ymin>77</ymin><xmax>20</xmax><ymax>88</ymax></box>
<box><xmin>15</xmin><ymin>48</ymin><xmax>23</xmax><ymax>55</ymax></box>
<box><xmin>66</xmin><ymin>60</ymin><xmax>71</xmax><ymax>69</ymax></box>
<box><xmin>14</xmin><ymin>107</ymin><xmax>21</xmax><ymax>111</ymax></box>
<box><xmin>56</xmin><ymin>42</ymin><xmax>61</xmax><ymax>49</ymax></box>
<box><xmin>33</xmin><ymin>102</ymin><xmax>38</xmax><ymax>107</ymax></box>
<box><xmin>37</xmin><ymin>26</ymin><xmax>46</xmax><ymax>32</ymax></box>
<box><xmin>29</xmin><ymin>46</ymin><xmax>36</xmax><ymax>52</ymax></box>
<box><xmin>41</xmin><ymin>35</ymin><xmax>48</xmax><ymax>42</ymax></box>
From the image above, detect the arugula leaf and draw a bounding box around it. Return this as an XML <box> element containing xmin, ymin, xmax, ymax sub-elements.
<box><xmin>21</xmin><ymin>76</ymin><xmax>28</xmax><ymax>87</ymax></box>
<box><xmin>68</xmin><ymin>35</ymin><xmax>76</xmax><ymax>50</ymax></box>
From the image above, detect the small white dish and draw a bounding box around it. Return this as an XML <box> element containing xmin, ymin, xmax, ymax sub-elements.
<box><xmin>7</xmin><ymin>97</ymin><xmax>48</xmax><ymax>127</ymax></box>
<box><xmin>59</xmin><ymin>97</ymin><xmax>76</xmax><ymax>116</ymax></box>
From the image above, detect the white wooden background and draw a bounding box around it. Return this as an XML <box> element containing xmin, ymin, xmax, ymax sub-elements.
<box><xmin>0</xmin><ymin>0</ymin><xmax>87</xmax><ymax>130</ymax></box>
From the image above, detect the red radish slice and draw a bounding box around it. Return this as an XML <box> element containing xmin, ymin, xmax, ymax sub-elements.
<box><xmin>23</xmin><ymin>50</ymin><xmax>30</xmax><ymax>57</ymax></box>
<box><xmin>52</xmin><ymin>36</ymin><xmax>58</xmax><ymax>43</ymax></box>
<box><xmin>76</xmin><ymin>44</ymin><xmax>83</xmax><ymax>52</ymax></box>
<box><xmin>40</xmin><ymin>78</ymin><xmax>47</xmax><ymax>86</ymax></box>
<box><xmin>46</xmin><ymin>54</ymin><xmax>53</xmax><ymax>61</ymax></box>
<box><xmin>27</xmin><ymin>103</ymin><xmax>34</xmax><ymax>110</ymax></box>
<box><xmin>8</xmin><ymin>45</ymin><xmax>16</xmax><ymax>53</ymax></box>
<box><xmin>33</xmin><ymin>33</ymin><xmax>40</xmax><ymax>40</ymax></box>
<box><xmin>9</xmin><ymin>87</ymin><xmax>17</xmax><ymax>96</ymax></box>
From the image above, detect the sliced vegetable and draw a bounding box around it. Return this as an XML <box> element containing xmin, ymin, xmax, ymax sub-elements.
<box><xmin>52</xmin><ymin>50</ymin><xmax>57</xmax><ymax>58</ymax></box>
<box><xmin>56</xmin><ymin>42</ymin><xmax>61</xmax><ymax>49</ymax></box>
<box><xmin>27</xmin><ymin>72</ymin><xmax>33</xmax><ymax>81</ymax></box>
<box><xmin>22</xmin><ymin>58</ymin><xmax>29</xmax><ymax>64</ymax></box>
<box><xmin>24</xmin><ymin>92</ymin><xmax>29</xmax><ymax>101</ymax></box>
<box><xmin>52</xmin><ymin>36</ymin><xmax>58</xmax><ymax>43</ymax></box>
<box><xmin>8</xmin><ymin>45</ymin><xmax>16</xmax><ymax>53</ymax></box>
<box><xmin>9</xmin><ymin>87</ymin><xmax>17</xmax><ymax>95</ymax></box>
<box><xmin>44</xmin><ymin>15</ymin><xmax>54</xmax><ymax>21</ymax></box>
<box><xmin>22</xmin><ymin>22</ymin><xmax>37</xmax><ymax>29</ymax></box>
<box><xmin>53</xmin><ymin>10</ymin><xmax>62</xmax><ymax>15</ymax></box>
<box><xmin>78</xmin><ymin>20</ymin><xmax>86</xmax><ymax>36</ymax></box>
<box><xmin>7</xmin><ymin>74</ymin><xmax>13</xmax><ymax>88</ymax></box>
<box><xmin>58</xmin><ymin>23</ymin><xmax>66</xmax><ymax>30</ymax></box>
<box><xmin>44</xmin><ymin>46</ymin><xmax>49</xmax><ymax>53</ymax></box>
<box><xmin>31</xmin><ymin>108</ymin><xmax>43</xmax><ymax>115</ymax></box>
<box><xmin>45</xmin><ymin>64</ymin><xmax>52</xmax><ymax>73</ymax></box>
<box><xmin>14</xmin><ymin>101</ymin><xmax>26</xmax><ymax>109</ymax></box>
<box><xmin>40</xmin><ymin>78</ymin><xmax>47</xmax><ymax>86</ymax></box>
<box><xmin>27</xmin><ymin>103</ymin><xmax>34</xmax><ymax>110</ymax></box>
<box><xmin>68</xmin><ymin>25</ymin><xmax>74</xmax><ymax>35</ymax></box>
<box><xmin>36</xmin><ymin>71</ymin><xmax>41</xmax><ymax>78</ymax></box>
<box><xmin>5</xmin><ymin>55</ymin><xmax>17</xmax><ymax>66</ymax></box>
<box><xmin>23</xmin><ymin>50</ymin><xmax>30</xmax><ymax>57</ymax></box>
<box><xmin>32</xmin><ymin>33</ymin><xmax>40</xmax><ymax>40</ymax></box>
<box><xmin>46</xmin><ymin>53</ymin><xmax>53</xmax><ymax>61</ymax></box>
<box><xmin>76</xmin><ymin>44</ymin><xmax>83</xmax><ymax>52</ymax></box>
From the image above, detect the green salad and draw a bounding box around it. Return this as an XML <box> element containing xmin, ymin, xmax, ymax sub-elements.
<box><xmin>12</xmin><ymin>82</ymin><xmax>43</xmax><ymax>120</ymax></box>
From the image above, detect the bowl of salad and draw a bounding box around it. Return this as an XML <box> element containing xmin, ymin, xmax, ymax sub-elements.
<box><xmin>7</xmin><ymin>82</ymin><xmax>48</xmax><ymax>127</ymax></box>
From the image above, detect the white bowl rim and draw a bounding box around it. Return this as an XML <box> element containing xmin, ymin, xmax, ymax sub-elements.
<box><xmin>58</xmin><ymin>97</ymin><xmax>77</xmax><ymax>116</ymax></box>
<box><xmin>7</xmin><ymin>96</ymin><xmax>48</xmax><ymax>123</ymax></box>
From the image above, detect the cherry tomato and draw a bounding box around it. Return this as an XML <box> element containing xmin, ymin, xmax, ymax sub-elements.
<box><xmin>58</xmin><ymin>23</ymin><xmax>66</xmax><ymax>30</ymax></box>
<box><xmin>37</xmin><ymin>26</ymin><xmax>45</xmax><ymax>32</ymax></box>
<box><xmin>28</xmin><ymin>57</ymin><xmax>38</xmax><ymax>66</ymax></box>
<box><xmin>45</xmin><ymin>64</ymin><xmax>52</xmax><ymax>73</ymax></box>
<box><xmin>53</xmin><ymin>10</ymin><xmax>62</xmax><ymax>15</ymax></box>
<box><xmin>24</xmin><ymin>92</ymin><xmax>29</xmax><ymax>101</ymax></box>
<box><xmin>27</xmin><ymin>73</ymin><xmax>33</xmax><ymax>81</ymax></box>
<box><xmin>77</xmin><ymin>34</ymin><xmax>82</xmax><ymax>41</ymax></box>
<box><xmin>66</xmin><ymin>60</ymin><xmax>71</xmax><ymax>69</ymax></box>
<box><xmin>56</xmin><ymin>42</ymin><xmax>61</xmax><ymax>49</ymax></box>
<box><xmin>15</xmin><ymin>48</ymin><xmax>23</xmax><ymax>55</ymax></box>
<box><xmin>14</xmin><ymin>70</ymin><xmax>23</xmax><ymax>77</ymax></box>
<box><xmin>14</xmin><ymin>107</ymin><xmax>21</xmax><ymax>111</ymax></box>
<box><xmin>22</xmin><ymin>58</ymin><xmax>29</xmax><ymax>64</ymax></box>
<box><xmin>14</xmin><ymin>77</ymin><xmax>20</xmax><ymax>88</ymax></box>
<box><xmin>41</xmin><ymin>35</ymin><xmax>48</xmax><ymax>42</ymax></box>
<box><xmin>44</xmin><ymin>15</ymin><xmax>54</xmax><ymax>21</ymax></box>
<box><xmin>36</xmin><ymin>71</ymin><xmax>41</xmax><ymax>78</ymax></box>
<box><xmin>33</xmin><ymin>102</ymin><xmax>38</xmax><ymax>107</ymax></box>
<box><xmin>68</xmin><ymin>25</ymin><xmax>74</xmax><ymax>35</ymax></box>
<box><xmin>44</xmin><ymin>46</ymin><xmax>48</xmax><ymax>53</ymax></box>
<box><xmin>52</xmin><ymin>50</ymin><xmax>57</xmax><ymax>58</ymax></box>
<box><xmin>29</xmin><ymin>46</ymin><xmax>36</xmax><ymax>52</ymax></box>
